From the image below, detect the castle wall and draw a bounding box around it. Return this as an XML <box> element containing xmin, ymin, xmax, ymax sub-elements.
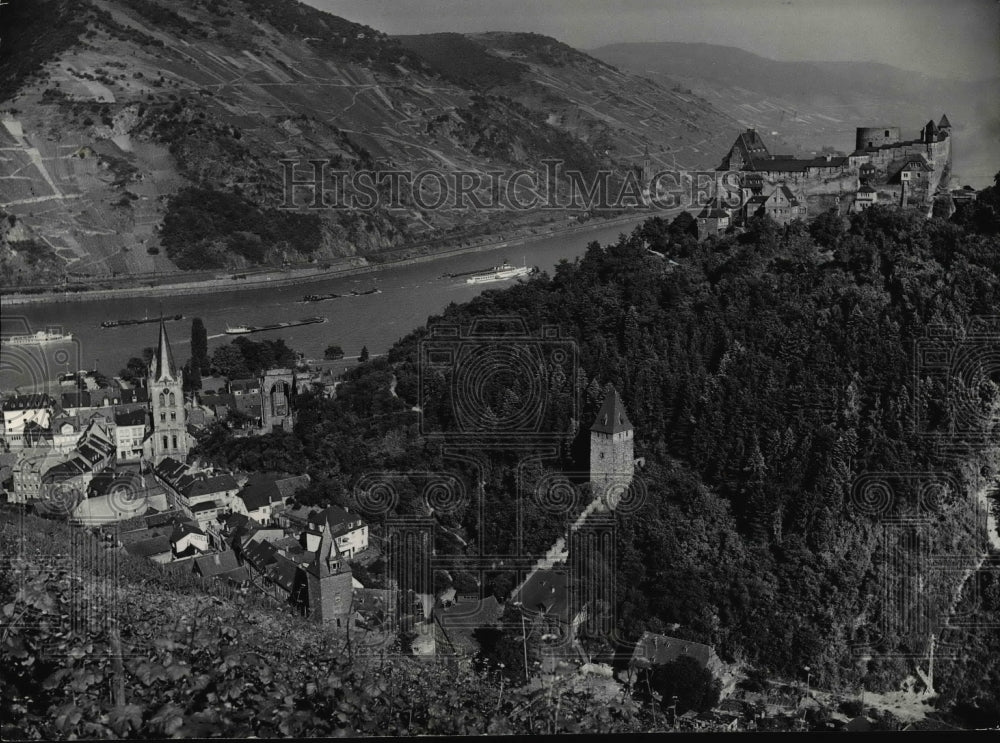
<box><xmin>856</xmin><ymin>126</ymin><xmax>901</xmax><ymax>150</ymax></box>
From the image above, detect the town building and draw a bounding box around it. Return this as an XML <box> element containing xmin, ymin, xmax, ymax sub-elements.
<box><xmin>627</xmin><ymin>631</ymin><xmax>725</xmax><ymax>685</ymax></box>
<box><xmin>745</xmin><ymin>184</ymin><xmax>804</xmax><ymax>225</ymax></box>
<box><xmin>153</xmin><ymin>456</ymin><xmax>240</xmax><ymax>527</ymax></box>
<box><xmin>192</xmin><ymin>550</ymin><xmax>248</xmax><ymax>584</ymax></box>
<box><xmin>302</xmin><ymin>505</ymin><xmax>369</xmax><ymax>559</ymax></box>
<box><xmin>36</xmin><ymin>419</ymin><xmax>117</xmax><ymax>514</ymax></box>
<box><xmin>114</xmin><ymin>408</ymin><xmax>147</xmax><ymax>463</ymax></box>
<box><xmin>696</xmin><ymin>200</ymin><xmax>731</xmax><ymax>240</ymax></box>
<box><xmin>170</xmin><ymin>521</ymin><xmax>210</xmax><ymax>558</ymax></box>
<box><xmin>2</xmin><ymin>393</ymin><xmax>55</xmax><ymax>449</ymax></box>
<box><xmin>235</xmin><ymin>472</ymin><xmax>310</xmax><ymax>525</ymax></box>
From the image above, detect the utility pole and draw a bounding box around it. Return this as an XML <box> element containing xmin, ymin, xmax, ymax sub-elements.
<box><xmin>928</xmin><ymin>633</ymin><xmax>935</xmax><ymax>694</ymax></box>
<box><xmin>521</xmin><ymin>610</ymin><xmax>529</xmax><ymax>685</ymax></box>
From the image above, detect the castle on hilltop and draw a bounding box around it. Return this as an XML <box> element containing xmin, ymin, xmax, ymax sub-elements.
<box><xmin>698</xmin><ymin>115</ymin><xmax>952</xmax><ymax>238</ymax></box>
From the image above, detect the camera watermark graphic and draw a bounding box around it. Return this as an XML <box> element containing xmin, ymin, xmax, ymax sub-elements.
<box><xmin>913</xmin><ymin>316</ymin><xmax>1000</xmax><ymax>453</ymax></box>
<box><xmin>344</xmin><ymin>316</ymin><xmax>650</xmax><ymax>662</ymax></box>
<box><xmin>418</xmin><ymin>316</ymin><xmax>577</xmax><ymax>446</ymax></box>
<box><xmin>280</xmin><ymin>158</ymin><xmax>745</xmax><ymax>214</ymax></box>
<box><xmin>848</xmin><ymin>471</ymin><xmax>998</xmax><ymax>662</ymax></box>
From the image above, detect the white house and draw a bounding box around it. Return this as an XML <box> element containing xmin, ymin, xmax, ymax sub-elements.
<box><xmin>304</xmin><ymin>505</ymin><xmax>369</xmax><ymax>559</ymax></box>
<box><xmin>2</xmin><ymin>393</ymin><xmax>55</xmax><ymax>449</ymax></box>
<box><xmin>113</xmin><ymin>408</ymin><xmax>147</xmax><ymax>463</ymax></box>
<box><xmin>170</xmin><ymin>521</ymin><xmax>210</xmax><ymax>557</ymax></box>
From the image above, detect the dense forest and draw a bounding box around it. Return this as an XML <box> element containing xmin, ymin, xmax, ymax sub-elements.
<box><xmin>190</xmin><ymin>178</ymin><xmax>1000</xmax><ymax>726</ymax></box>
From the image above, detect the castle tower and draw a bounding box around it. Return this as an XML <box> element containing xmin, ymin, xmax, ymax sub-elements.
<box><xmin>148</xmin><ymin>318</ymin><xmax>189</xmax><ymax>464</ymax></box>
<box><xmin>306</xmin><ymin>518</ymin><xmax>354</xmax><ymax>626</ymax></box>
<box><xmin>589</xmin><ymin>385</ymin><xmax>634</xmax><ymax>508</ymax></box>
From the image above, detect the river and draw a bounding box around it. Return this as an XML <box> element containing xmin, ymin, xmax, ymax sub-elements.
<box><xmin>1</xmin><ymin>217</ymin><xmax>650</xmax><ymax>392</ymax></box>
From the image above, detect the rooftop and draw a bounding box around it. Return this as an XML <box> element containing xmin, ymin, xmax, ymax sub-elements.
<box><xmin>630</xmin><ymin>631</ymin><xmax>720</xmax><ymax>672</ymax></box>
<box><xmin>591</xmin><ymin>385</ymin><xmax>633</xmax><ymax>435</ymax></box>
<box><xmin>114</xmin><ymin>408</ymin><xmax>147</xmax><ymax>427</ymax></box>
<box><xmin>2</xmin><ymin>393</ymin><xmax>54</xmax><ymax>411</ymax></box>
<box><xmin>124</xmin><ymin>535</ymin><xmax>171</xmax><ymax>558</ymax></box>
<box><xmin>192</xmin><ymin>549</ymin><xmax>241</xmax><ymax>578</ymax></box>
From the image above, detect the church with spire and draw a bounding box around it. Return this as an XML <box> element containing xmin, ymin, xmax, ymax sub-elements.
<box><xmin>146</xmin><ymin>318</ymin><xmax>190</xmax><ymax>465</ymax></box>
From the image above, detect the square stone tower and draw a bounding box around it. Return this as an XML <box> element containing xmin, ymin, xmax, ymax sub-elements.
<box><xmin>306</xmin><ymin>516</ymin><xmax>354</xmax><ymax>627</ymax></box>
<box><xmin>589</xmin><ymin>384</ymin><xmax>634</xmax><ymax>507</ymax></box>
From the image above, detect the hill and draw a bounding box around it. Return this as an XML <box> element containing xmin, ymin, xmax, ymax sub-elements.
<box><xmin>590</xmin><ymin>41</ymin><xmax>1000</xmax><ymax>187</ymax></box>
<box><xmin>193</xmin><ymin>196</ymin><xmax>1000</xmax><ymax>727</ymax></box>
<box><xmin>0</xmin><ymin>0</ymin><xmax>737</xmax><ymax>287</ymax></box>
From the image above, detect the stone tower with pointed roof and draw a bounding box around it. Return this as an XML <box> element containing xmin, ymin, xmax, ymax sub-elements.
<box><xmin>589</xmin><ymin>384</ymin><xmax>634</xmax><ymax>506</ymax></box>
<box><xmin>148</xmin><ymin>318</ymin><xmax>189</xmax><ymax>464</ymax></box>
<box><xmin>306</xmin><ymin>518</ymin><xmax>354</xmax><ymax>626</ymax></box>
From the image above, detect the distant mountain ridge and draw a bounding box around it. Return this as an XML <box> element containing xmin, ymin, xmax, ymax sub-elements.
<box><xmin>591</xmin><ymin>41</ymin><xmax>1000</xmax><ymax>186</ymax></box>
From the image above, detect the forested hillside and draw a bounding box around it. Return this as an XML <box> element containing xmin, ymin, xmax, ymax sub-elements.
<box><xmin>6</xmin><ymin>193</ymin><xmax>1000</xmax><ymax>734</ymax></box>
<box><xmin>196</xmin><ymin>191</ymin><xmax>1000</xmax><ymax>724</ymax></box>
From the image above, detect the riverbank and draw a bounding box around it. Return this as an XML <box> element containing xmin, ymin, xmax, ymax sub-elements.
<box><xmin>1</xmin><ymin>213</ymin><xmax>650</xmax><ymax>307</ymax></box>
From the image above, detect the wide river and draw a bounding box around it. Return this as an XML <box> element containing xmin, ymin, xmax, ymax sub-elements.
<box><xmin>1</xmin><ymin>217</ymin><xmax>649</xmax><ymax>391</ymax></box>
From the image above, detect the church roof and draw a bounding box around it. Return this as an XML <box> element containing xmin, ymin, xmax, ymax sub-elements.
<box><xmin>591</xmin><ymin>385</ymin><xmax>632</xmax><ymax>435</ymax></box>
<box><xmin>150</xmin><ymin>318</ymin><xmax>178</xmax><ymax>383</ymax></box>
<box><xmin>938</xmin><ymin>113</ymin><xmax>951</xmax><ymax>128</ymax></box>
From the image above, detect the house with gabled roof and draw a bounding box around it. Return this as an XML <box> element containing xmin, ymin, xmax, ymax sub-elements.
<box><xmin>744</xmin><ymin>184</ymin><xmax>804</xmax><ymax>225</ymax></box>
<box><xmin>124</xmin><ymin>534</ymin><xmax>172</xmax><ymax>563</ymax></box>
<box><xmin>303</xmin><ymin>505</ymin><xmax>369</xmax><ymax>558</ymax></box>
<box><xmin>889</xmin><ymin>154</ymin><xmax>932</xmax><ymax>184</ymax></box>
<box><xmin>170</xmin><ymin>521</ymin><xmax>209</xmax><ymax>558</ymax></box>
<box><xmin>627</xmin><ymin>631</ymin><xmax>724</xmax><ymax>683</ymax></box>
<box><xmin>192</xmin><ymin>549</ymin><xmax>248</xmax><ymax>584</ymax></box>
<box><xmin>235</xmin><ymin>472</ymin><xmax>310</xmax><ymax>525</ymax></box>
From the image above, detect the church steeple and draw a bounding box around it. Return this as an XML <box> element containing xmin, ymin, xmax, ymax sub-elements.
<box><xmin>147</xmin><ymin>318</ymin><xmax>187</xmax><ymax>464</ymax></box>
<box><xmin>151</xmin><ymin>317</ymin><xmax>178</xmax><ymax>383</ymax></box>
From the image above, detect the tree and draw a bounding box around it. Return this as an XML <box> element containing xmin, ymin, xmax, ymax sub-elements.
<box><xmin>119</xmin><ymin>356</ymin><xmax>147</xmax><ymax>383</ymax></box>
<box><xmin>324</xmin><ymin>344</ymin><xmax>345</xmax><ymax>360</ymax></box>
<box><xmin>669</xmin><ymin>211</ymin><xmax>697</xmax><ymax>240</ymax></box>
<box><xmin>472</xmin><ymin>606</ymin><xmax>530</xmax><ymax>685</ymax></box>
<box><xmin>183</xmin><ymin>358</ymin><xmax>202</xmax><ymax>392</ymax></box>
<box><xmin>211</xmin><ymin>344</ymin><xmax>251</xmax><ymax>379</ymax></box>
<box><xmin>809</xmin><ymin>208</ymin><xmax>846</xmax><ymax>249</ymax></box>
<box><xmin>359</xmin><ymin>346</ymin><xmax>369</xmax><ymax>363</ymax></box>
<box><xmin>191</xmin><ymin>318</ymin><xmax>209</xmax><ymax>373</ymax></box>
<box><xmin>640</xmin><ymin>656</ymin><xmax>721</xmax><ymax>714</ymax></box>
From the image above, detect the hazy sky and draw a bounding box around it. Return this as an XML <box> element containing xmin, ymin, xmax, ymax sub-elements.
<box><xmin>307</xmin><ymin>0</ymin><xmax>1000</xmax><ymax>80</ymax></box>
